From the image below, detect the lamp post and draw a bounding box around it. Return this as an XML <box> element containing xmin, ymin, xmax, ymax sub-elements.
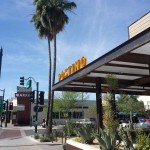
<box><xmin>0</xmin><ymin>89</ymin><xmax>5</xmax><ymax>127</ymax></box>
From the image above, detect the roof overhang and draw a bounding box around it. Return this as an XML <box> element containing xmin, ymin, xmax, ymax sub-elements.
<box><xmin>53</xmin><ymin>27</ymin><xmax>150</xmax><ymax>96</ymax></box>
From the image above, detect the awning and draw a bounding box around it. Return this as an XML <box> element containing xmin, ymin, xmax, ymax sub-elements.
<box><xmin>53</xmin><ymin>27</ymin><xmax>150</xmax><ymax>96</ymax></box>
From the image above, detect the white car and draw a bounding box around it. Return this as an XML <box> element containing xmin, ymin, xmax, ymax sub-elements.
<box><xmin>120</xmin><ymin>118</ymin><xmax>150</xmax><ymax>128</ymax></box>
<box><xmin>76</xmin><ymin>119</ymin><xmax>96</xmax><ymax>125</ymax></box>
<box><xmin>134</xmin><ymin>119</ymin><xmax>150</xmax><ymax>128</ymax></box>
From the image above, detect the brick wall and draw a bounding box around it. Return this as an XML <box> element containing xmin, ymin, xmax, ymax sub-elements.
<box><xmin>17</xmin><ymin>97</ymin><xmax>31</xmax><ymax>125</ymax></box>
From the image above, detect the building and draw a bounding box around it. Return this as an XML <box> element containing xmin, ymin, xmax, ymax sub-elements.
<box><xmin>53</xmin><ymin>100</ymin><xmax>96</xmax><ymax>125</ymax></box>
<box><xmin>9</xmin><ymin>86</ymin><xmax>96</xmax><ymax>125</ymax></box>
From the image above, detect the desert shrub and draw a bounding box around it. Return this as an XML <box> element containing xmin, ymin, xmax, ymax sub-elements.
<box><xmin>75</xmin><ymin>124</ymin><xmax>95</xmax><ymax>144</ymax></box>
<box><xmin>34</xmin><ymin>133</ymin><xmax>40</xmax><ymax>139</ymax></box>
<box><xmin>135</xmin><ymin>130</ymin><xmax>150</xmax><ymax>150</ymax></box>
<box><xmin>63</xmin><ymin>143</ymin><xmax>66</xmax><ymax>150</ymax></box>
<box><xmin>73</xmin><ymin>137</ymin><xmax>84</xmax><ymax>143</ymax></box>
<box><xmin>64</xmin><ymin>121</ymin><xmax>78</xmax><ymax>137</ymax></box>
<box><xmin>40</xmin><ymin>134</ymin><xmax>53</xmax><ymax>142</ymax></box>
<box><xmin>95</xmin><ymin>128</ymin><xmax>120</xmax><ymax>150</ymax></box>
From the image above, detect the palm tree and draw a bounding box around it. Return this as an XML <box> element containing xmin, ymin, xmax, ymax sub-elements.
<box><xmin>31</xmin><ymin>12</ymin><xmax>53</xmax><ymax>135</ymax></box>
<box><xmin>48</xmin><ymin>0</ymin><xmax>76</xmax><ymax>134</ymax></box>
<box><xmin>32</xmin><ymin>0</ymin><xmax>76</xmax><ymax>134</ymax></box>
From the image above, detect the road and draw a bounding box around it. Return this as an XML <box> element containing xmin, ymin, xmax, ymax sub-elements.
<box><xmin>0</xmin><ymin>124</ymin><xmax>63</xmax><ymax>150</ymax></box>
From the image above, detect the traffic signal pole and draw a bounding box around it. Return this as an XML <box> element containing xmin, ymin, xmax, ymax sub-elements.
<box><xmin>19</xmin><ymin>76</ymin><xmax>43</xmax><ymax>133</ymax></box>
<box><xmin>0</xmin><ymin>89</ymin><xmax>5</xmax><ymax>127</ymax></box>
<box><xmin>35</xmin><ymin>82</ymin><xmax>39</xmax><ymax>133</ymax></box>
<box><xmin>5</xmin><ymin>99</ymin><xmax>8</xmax><ymax>127</ymax></box>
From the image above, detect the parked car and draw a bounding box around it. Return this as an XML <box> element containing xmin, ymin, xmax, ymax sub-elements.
<box><xmin>76</xmin><ymin>118</ymin><xmax>96</xmax><ymax>126</ymax></box>
<box><xmin>120</xmin><ymin>118</ymin><xmax>150</xmax><ymax>128</ymax></box>
<box><xmin>145</xmin><ymin>119</ymin><xmax>150</xmax><ymax>123</ymax></box>
<box><xmin>135</xmin><ymin>118</ymin><xmax>150</xmax><ymax>128</ymax></box>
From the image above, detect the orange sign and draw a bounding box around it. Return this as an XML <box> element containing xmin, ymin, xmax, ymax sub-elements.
<box><xmin>58</xmin><ymin>56</ymin><xmax>87</xmax><ymax>81</ymax></box>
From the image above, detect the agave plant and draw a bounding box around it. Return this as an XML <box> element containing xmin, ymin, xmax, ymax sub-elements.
<box><xmin>75</xmin><ymin>124</ymin><xmax>95</xmax><ymax>144</ymax></box>
<box><xmin>95</xmin><ymin>128</ymin><xmax>120</xmax><ymax>150</ymax></box>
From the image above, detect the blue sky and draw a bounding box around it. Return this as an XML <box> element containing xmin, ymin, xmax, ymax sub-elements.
<box><xmin>0</xmin><ymin>0</ymin><xmax>150</xmax><ymax>100</ymax></box>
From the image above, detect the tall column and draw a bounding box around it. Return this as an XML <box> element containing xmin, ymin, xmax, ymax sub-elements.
<box><xmin>96</xmin><ymin>78</ymin><xmax>103</xmax><ymax>133</ymax></box>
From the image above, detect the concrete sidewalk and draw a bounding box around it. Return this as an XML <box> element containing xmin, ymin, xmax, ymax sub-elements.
<box><xmin>0</xmin><ymin>136</ymin><xmax>63</xmax><ymax>150</ymax></box>
<box><xmin>0</xmin><ymin>124</ymin><xmax>63</xmax><ymax>150</ymax></box>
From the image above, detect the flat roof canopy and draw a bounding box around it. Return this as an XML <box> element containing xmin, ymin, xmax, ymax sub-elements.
<box><xmin>53</xmin><ymin>27</ymin><xmax>150</xmax><ymax>96</ymax></box>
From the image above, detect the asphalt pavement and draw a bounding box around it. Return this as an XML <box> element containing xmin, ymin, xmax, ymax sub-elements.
<box><xmin>0</xmin><ymin>124</ymin><xmax>63</xmax><ymax>150</ymax></box>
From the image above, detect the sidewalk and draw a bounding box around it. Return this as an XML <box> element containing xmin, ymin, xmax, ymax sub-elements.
<box><xmin>0</xmin><ymin>124</ymin><xmax>63</xmax><ymax>150</ymax></box>
<box><xmin>0</xmin><ymin>135</ymin><xmax>63</xmax><ymax>150</ymax></box>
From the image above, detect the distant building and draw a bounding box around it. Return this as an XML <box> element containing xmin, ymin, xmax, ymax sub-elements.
<box><xmin>138</xmin><ymin>96</ymin><xmax>150</xmax><ymax>110</ymax></box>
<box><xmin>138</xmin><ymin>96</ymin><xmax>150</xmax><ymax>117</ymax></box>
<box><xmin>53</xmin><ymin>100</ymin><xmax>96</xmax><ymax>125</ymax></box>
<box><xmin>9</xmin><ymin>88</ymin><xmax>96</xmax><ymax>125</ymax></box>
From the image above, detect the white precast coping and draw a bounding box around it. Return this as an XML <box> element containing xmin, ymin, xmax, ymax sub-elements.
<box><xmin>13</xmin><ymin>105</ymin><xmax>25</xmax><ymax>111</ymax></box>
<box><xmin>66</xmin><ymin>139</ymin><xmax>99</xmax><ymax>150</ymax></box>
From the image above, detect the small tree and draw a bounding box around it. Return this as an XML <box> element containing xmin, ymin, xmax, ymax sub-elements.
<box><xmin>54</xmin><ymin>92</ymin><xmax>84</xmax><ymax>114</ymax></box>
<box><xmin>54</xmin><ymin>92</ymin><xmax>86</xmax><ymax>137</ymax></box>
<box><xmin>87</xmin><ymin>104</ymin><xmax>96</xmax><ymax>117</ymax></box>
<box><xmin>116</xmin><ymin>94</ymin><xmax>146</xmax><ymax>116</ymax></box>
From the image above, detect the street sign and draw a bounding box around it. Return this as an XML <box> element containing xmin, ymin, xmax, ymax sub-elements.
<box><xmin>26</xmin><ymin>80</ymin><xmax>32</xmax><ymax>89</ymax></box>
<box><xmin>15</xmin><ymin>92</ymin><xmax>33</xmax><ymax>98</ymax></box>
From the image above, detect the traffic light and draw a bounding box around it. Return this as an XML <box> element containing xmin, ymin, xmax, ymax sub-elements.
<box><xmin>29</xmin><ymin>91</ymin><xmax>35</xmax><ymax>103</ymax></box>
<box><xmin>39</xmin><ymin>91</ymin><xmax>44</xmax><ymax>105</ymax></box>
<box><xmin>0</xmin><ymin>100</ymin><xmax>2</xmax><ymax>113</ymax></box>
<box><xmin>33</xmin><ymin>106</ymin><xmax>43</xmax><ymax>112</ymax></box>
<box><xmin>9</xmin><ymin>102</ymin><xmax>13</xmax><ymax>110</ymax></box>
<box><xmin>20</xmin><ymin>76</ymin><xmax>24</xmax><ymax>86</ymax></box>
<box><xmin>26</xmin><ymin>80</ymin><xmax>32</xmax><ymax>89</ymax></box>
<box><xmin>3</xmin><ymin>103</ymin><xmax>5</xmax><ymax>110</ymax></box>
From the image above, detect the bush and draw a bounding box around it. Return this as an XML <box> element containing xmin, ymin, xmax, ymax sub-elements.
<box><xmin>34</xmin><ymin>133</ymin><xmax>40</xmax><ymax>139</ymax></box>
<box><xmin>64</xmin><ymin>121</ymin><xmax>78</xmax><ymax>137</ymax></box>
<box><xmin>40</xmin><ymin>134</ymin><xmax>53</xmax><ymax>142</ymax></box>
<box><xmin>53</xmin><ymin>131</ymin><xmax>63</xmax><ymax>138</ymax></box>
<box><xmin>75</xmin><ymin>124</ymin><xmax>95</xmax><ymax>144</ymax></box>
<box><xmin>135</xmin><ymin>130</ymin><xmax>150</xmax><ymax>150</ymax></box>
<box><xmin>63</xmin><ymin>143</ymin><xmax>66</xmax><ymax>150</ymax></box>
<box><xmin>95</xmin><ymin>128</ymin><xmax>120</xmax><ymax>150</ymax></box>
<box><xmin>73</xmin><ymin>137</ymin><xmax>84</xmax><ymax>143</ymax></box>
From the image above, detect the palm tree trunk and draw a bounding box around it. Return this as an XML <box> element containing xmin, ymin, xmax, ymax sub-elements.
<box><xmin>52</xmin><ymin>33</ymin><xmax>56</xmax><ymax>86</ymax></box>
<box><xmin>49</xmin><ymin>32</ymin><xmax>57</xmax><ymax>134</ymax></box>
<box><xmin>46</xmin><ymin>36</ymin><xmax>52</xmax><ymax>135</ymax></box>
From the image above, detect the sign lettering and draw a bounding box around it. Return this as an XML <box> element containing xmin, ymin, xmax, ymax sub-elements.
<box><xmin>58</xmin><ymin>56</ymin><xmax>87</xmax><ymax>81</ymax></box>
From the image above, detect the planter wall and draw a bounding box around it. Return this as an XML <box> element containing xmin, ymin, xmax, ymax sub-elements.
<box><xmin>66</xmin><ymin>139</ymin><xmax>99</xmax><ymax>150</ymax></box>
